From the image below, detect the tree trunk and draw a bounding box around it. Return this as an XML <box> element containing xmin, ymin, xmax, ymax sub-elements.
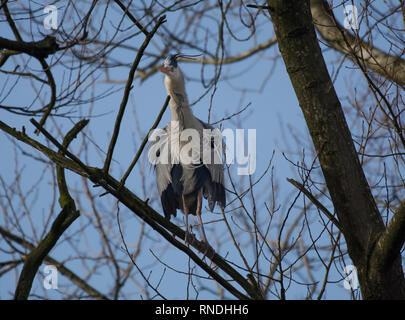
<box><xmin>267</xmin><ymin>0</ymin><xmax>405</xmax><ymax>299</ymax></box>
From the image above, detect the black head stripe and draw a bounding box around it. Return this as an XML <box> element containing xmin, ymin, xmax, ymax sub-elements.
<box><xmin>165</xmin><ymin>55</ymin><xmax>178</xmax><ymax>68</ymax></box>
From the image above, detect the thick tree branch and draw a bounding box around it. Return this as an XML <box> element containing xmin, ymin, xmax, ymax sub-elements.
<box><xmin>249</xmin><ymin>1</ymin><xmax>405</xmax><ymax>86</ymax></box>
<box><xmin>14</xmin><ymin>120</ymin><xmax>87</xmax><ymax>300</ymax></box>
<box><xmin>0</xmin><ymin>120</ymin><xmax>87</xmax><ymax>177</ymax></box>
<box><xmin>0</xmin><ymin>4</ymin><xmax>57</xmax><ymax>131</ymax></box>
<box><xmin>0</xmin><ymin>226</ymin><xmax>108</xmax><ymax>300</ymax></box>
<box><xmin>372</xmin><ymin>201</ymin><xmax>405</xmax><ymax>271</ymax></box>
<box><xmin>310</xmin><ymin>0</ymin><xmax>405</xmax><ymax>86</ymax></box>
<box><xmin>0</xmin><ymin>36</ymin><xmax>59</xmax><ymax>59</ymax></box>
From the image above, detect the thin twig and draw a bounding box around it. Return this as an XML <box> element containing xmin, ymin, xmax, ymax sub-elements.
<box><xmin>113</xmin><ymin>0</ymin><xmax>149</xmax><ymax>36</ymax></box>
<box><xmin>286</xmin><ymin>178</ymin><xmax>342</xmax><ymax>231</ymax></box>
<box><xmin>119</xmin><ymin>95</ymin><xmax>170</xmax><ymax>189</ymax></box>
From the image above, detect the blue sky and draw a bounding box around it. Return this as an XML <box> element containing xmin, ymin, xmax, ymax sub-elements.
<box><xmin>1</xmin><ymin>0</ymin><xmax>395</xmax><ymax>299</ymax></box>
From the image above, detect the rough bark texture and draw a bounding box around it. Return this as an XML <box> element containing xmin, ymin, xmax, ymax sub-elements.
<box><xmin>13</xmin><ymin>121</ymin><xmax>87</xmax><ymax>300</ymax></box>
<box><xmin>0</xmin><ymin>35</ymin><xmax>59</xmax><ymax>58</ymax></box>
<box><xmin>267</xmin><ymin>0</ymin><xmax>405</xmax><ymax>299</ymax></box>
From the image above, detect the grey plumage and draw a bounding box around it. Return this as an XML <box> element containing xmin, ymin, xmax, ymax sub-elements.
<box><xmin>155</xmin><ymin>119</ymin><xmax>225</xmax><ymax>219</ymax></box>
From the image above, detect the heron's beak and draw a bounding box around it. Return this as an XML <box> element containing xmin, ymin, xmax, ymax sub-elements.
<box><xmin>158</xmin><ymin>65</ymin><xmax>172</xmax><ymax>74</ymax></box>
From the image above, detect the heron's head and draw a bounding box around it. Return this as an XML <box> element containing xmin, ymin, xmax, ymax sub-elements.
<box><xmin>158</xmin><ymin>54</ymin><xmax>181</xmax><ymax>80</ymax></box>
<box><xmin>158</xmin><ymin>54</ymin><xmax>200</xmax><ymax>81</ymax></box>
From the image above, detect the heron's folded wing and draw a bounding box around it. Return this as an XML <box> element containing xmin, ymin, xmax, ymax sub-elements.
<box><xmin>198</xmin><ymin>119</ymin><xmax>226</xmax><ymax>210</ymax></box>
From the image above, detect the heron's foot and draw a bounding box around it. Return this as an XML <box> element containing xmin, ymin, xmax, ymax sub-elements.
<box><xmin>184</xmin><ymin>231</ymin><xmax>197</xmax><ymax>246</ymax></box>
<box><xmin>201</xmin><ymin>241</ymin><xmax>215</xmax><ymax>261</ymax></box>
<box><xmin>184</xmin><ymin>232</ymin><xmax>215</xmax><ymax>260</ymax></box>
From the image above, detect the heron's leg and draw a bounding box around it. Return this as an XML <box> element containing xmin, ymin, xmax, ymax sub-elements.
<box><xmin>182</xmin><ymin>194</ymin><xmax>195</xmax><ymax>245</ymax></box>
<box><xmin>196</xmin><ymin>188</ymin><xmax>215</xmax><ymax>259</ymax></box>
<box><xmin>196</xmin><ymin>188</ymin><xmax>207</xmax><ymax>244</ymax></box>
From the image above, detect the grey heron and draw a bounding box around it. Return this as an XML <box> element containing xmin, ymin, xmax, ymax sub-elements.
<box><xmin>153</xmin><ymin>54</ymin><xmax>226</xmax><ymax>255</ymax></box>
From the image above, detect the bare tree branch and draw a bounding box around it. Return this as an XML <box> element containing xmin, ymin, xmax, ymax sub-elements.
<box><xmin>0</xmin><ymin>36</ymin><xmax>59</xmax><ymax>59</ymax></box>
<box><xmin>310</xmin><ymin>0</ymin><xmax>405</xmax><ymax>86</ymax></box>
<box><xmin>372</xmin><ymin>200</ymin><xmax>405</xmax><ymax>271</ymax></box>
<box><xmin>0</xmin><ymin>226</ymin><xmax>108</xmax><ymax>300</ymax></box>
<box><xmin>14</xmin><ymin>120</ymin><xmax>88</xmax><ymax>300</ymax></box>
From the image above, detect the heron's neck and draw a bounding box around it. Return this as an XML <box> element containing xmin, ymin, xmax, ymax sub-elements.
<box><xmin>164</xmin><ymin>74</ymin><xmax>194</xmax><ymax>125</ymax></box>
